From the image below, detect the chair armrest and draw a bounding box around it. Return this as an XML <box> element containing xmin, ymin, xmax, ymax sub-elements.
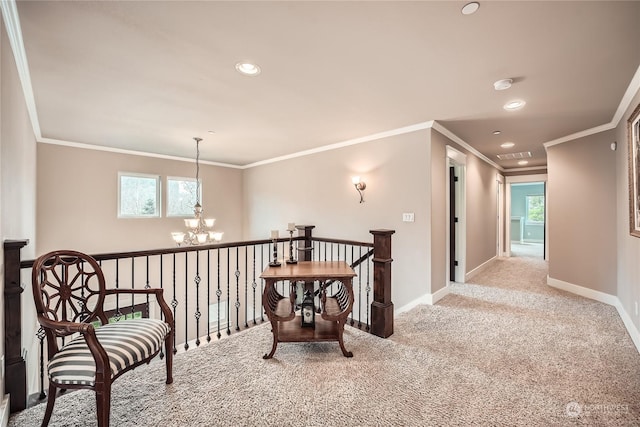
<box><xmin>105</xmin><ymin>288</ymin><xmax>174</xmax><ymax>330</ymax></box>
<box><xmin>38</xmin><ymin>316</ymin><xmax>110</xmax><ymax>375</ymax></box>
<box><xmin>38</xmin><ymin>316</ymin><xmax>95</xmax><ymax>337</ymax></box>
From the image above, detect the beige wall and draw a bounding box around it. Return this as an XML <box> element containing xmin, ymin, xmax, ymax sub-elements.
<box><xmin>431</xmin><ymin>129</ymin><xmax>499</xmax><ymax>284</ymax></box>
<box><xmin>430</xmin><ymin>131</ymin><xmax>447</xmax><ymax>292</ymax></box>
<box><xmin>616</xmin><ymin>89</ymin><xmax>640</xmax><ymax>333</ymax></box>
<box><xmin>243</xmin><ymin>130</ymin><xmax>432</xmax><ymax>310</ymax></box>
<box><xmin>547</xmin><ymin>130</ymin><xmax>617</xmax><ymax>294</ymax></box>
<box><xmin>1</xmin><ymin>18</ymin><xmax>38</xmax><ymax>397</ymax></box>
<box><xmin>37</xmin><ymin>144</ymin><xmax>244</xmax><ymax>254</ymax></box>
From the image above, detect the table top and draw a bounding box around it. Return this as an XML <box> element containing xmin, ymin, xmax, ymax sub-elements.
<box><xmin>260</xmin><ymin>261</ymin><xmax>356</xmax><ymax>280</ymax></box>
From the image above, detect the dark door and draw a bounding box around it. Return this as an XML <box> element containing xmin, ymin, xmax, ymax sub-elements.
<box><xmin>449</xmin><ymin>166</ymin><xmax>458</xmax><ymax>280</ymax></box>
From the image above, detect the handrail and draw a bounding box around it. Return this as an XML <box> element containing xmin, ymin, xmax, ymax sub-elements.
<box><xmin>20</xmin><ymin>236</ymin><xmax>305</xmax><ymax>268</ymax></box>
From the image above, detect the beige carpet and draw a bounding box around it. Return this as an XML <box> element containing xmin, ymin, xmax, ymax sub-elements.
<box><xmin>9</xmin><ymin>255</ymin><xmax>640</xmax><ymax>426</ymax></box>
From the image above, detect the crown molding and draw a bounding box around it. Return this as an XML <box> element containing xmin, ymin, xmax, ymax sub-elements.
<box><xmin>544</xmin><ymin>63</ymin><xmax>640</xmax><ymax>149</ymax></box>
<box><xmin>242</xmin><ymin>121</ymin><xmax>434</xmax><ymax>169</ymax></box>
<box><xmin>431</xmin><ymin>122</ymin><xmax>504</xmax><ymax>172</ymax></box>
<box><xmin>1</xmin><ymin>0</ymin><xmax>41</xmax><ymax>138</ymax></box>
<box><xmin>38</xmin><ymin>138</ymin><xmax>243</xmax><ymax>169</ymax></box>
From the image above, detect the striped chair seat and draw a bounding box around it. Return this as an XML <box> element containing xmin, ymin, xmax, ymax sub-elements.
<box><xmin>48</xmin><ymin>318</ymin><xmax>170</xmax><ymax>386</ymax></box>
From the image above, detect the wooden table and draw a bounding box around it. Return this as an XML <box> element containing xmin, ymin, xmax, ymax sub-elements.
<box><xmin>260</xmin><ymin>261</ymin><xmax>356</xmax><ymax>359</ymax></box>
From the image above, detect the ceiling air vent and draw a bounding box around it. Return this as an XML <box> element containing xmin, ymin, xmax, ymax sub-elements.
<box><xmin>496</xmin><ymin>151</ymin><xmax>532</xmax><ymax>160</ymax></box>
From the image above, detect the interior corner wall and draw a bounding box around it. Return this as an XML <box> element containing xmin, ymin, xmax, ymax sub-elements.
<box><xmin>430</xmin><ymin>129</ymin><xmax>499</xmax><ymax>281</ymax></box>
<box><xmin>1</xmin><ymin>17</ymin><xmax>38</xmax><ymax>399</ymax></box>
<box><xmin>242</xmin><ymin>130</ymin><xmax>432</xmax><ymax>311</ymax></box>
<box><xmin>616</xmin><ymin>88</ymin><xmax>640</xmax><ymax>333</ymax></box>
<box><xmin>36</xmin><ymin>143</ymin><xmax>244</xmax><ymax>255</ymax></box>
<box><xmin>547</xmin><ymin>130</ymin><xmax>617</xmax><ymax>294</ymax></box>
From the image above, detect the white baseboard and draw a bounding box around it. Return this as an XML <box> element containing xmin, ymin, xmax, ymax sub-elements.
<box><xmin>1</xmin><ymin>394</ymin><xmax>9</xmax><ymax>427</ymax></box>
<box><xmin>395</xmin><ymin>294</ymin><xmax>430</xmax><ymax>315</ymax></box>
<box><xmin>426</xmin><ymin>285</ymin><xmax>450</xmax><ymax>305</ymax></box>
<box><xmin>465</xmin><ymin>256</ymin><xmax>497</xmax><ymax>282</ymax></box>
<box><xmin>546</xmin><ymin>276</ymin><xmax>619</xmax><ymax>306</ymax></box>
<box><xmin>547</xmin><ymin>276</ymin><xmax>640</xmax><ymax>353</ymax></box>
<box><xmin>395</xmin><ymin>286</ymin><xmax>451</xmax><ymax>315</ymax></box>
<box><xmin>613</xmin><ymin>300</ymin><xmax>640</xmax><ymax>354</ymax></box>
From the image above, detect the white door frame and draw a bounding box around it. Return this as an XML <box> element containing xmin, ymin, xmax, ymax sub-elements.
<box><xmin>505</xmin><ymin>173</ymin><xmax>548</xmax><ymax>257</ymax></box>
<box><xmin>497</xmin><ymin>173</ymin><xmax>505</xmax><ymax>257</ymax></box>
<box><xmin>445</xmin><ymin>145</ymin><xmax>466</xmax><ymax>283</ymax></box>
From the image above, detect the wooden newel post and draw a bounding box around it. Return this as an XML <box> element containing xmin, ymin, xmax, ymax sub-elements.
<box><xmin>296</xmin><ymin>225</ymin><xmax>315</xmax><ymax>262</ymax></box>
<box><xmin>4</xmin><ymin>239</ymin><xmax>29</xmax><ymax>413</ymax></box>
<box><xmin>370</xmin><ymin>229</ymin><xmax>394</xmax><ymax>338</ymax></box>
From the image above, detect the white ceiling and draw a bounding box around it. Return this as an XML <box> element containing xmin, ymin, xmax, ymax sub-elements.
<box><xmin>8</xmin><ymin>1</ymin><xmax>640</xmax><ymax>169</ymax></box>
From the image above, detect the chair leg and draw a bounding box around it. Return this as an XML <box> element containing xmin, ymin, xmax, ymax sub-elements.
<box><xmin>165</xmin><ymin>331</ymin><xmax>174</xmax><ymax>384</ymax></box>
<box><xmin>95</xmin><ymin>382</ymin><xmax>111</xmax><ymax>427</ymax></box>
<box><xmin>41</xmin><ymin>383</ymin><xmax>58</xmax><ymax>427</ymax></box>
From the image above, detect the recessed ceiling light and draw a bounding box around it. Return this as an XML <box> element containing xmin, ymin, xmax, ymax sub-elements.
<box><xmin>518</xmin><ymin>160</ymin><xmax>529</xmax><ymax>166</ymax></box>
<box><xmin>493</xmin><ymin>130</ymin><xmax>501</xmax><ymax>135</ymax></box>
<box><xmin>493</xmin><ymin>79</ymin><xmax>513</xmax><ymax>91</ymax></box>
<box><xmin>461</xmin><ymin>2</ymin><xmax>480</xmax><ymax>15</ymax></box>
<box><xmin>235</xmin><ymin>62</ymin><xmax>261</xmax><ymax>76</ymax></box>
<box><xmin>504</xmin><ymin>100</ymin><xmax>526</xmax><ymax>111</ymax></box>
<box><xmin>207</xmin><ymin>130</ymin><xmax>215</xmax><ymax>134</ymax></box>
<box><xmin>501</xmin><ymin>142</ymin><xmax>515</xmax><ymax>149</ymax></box>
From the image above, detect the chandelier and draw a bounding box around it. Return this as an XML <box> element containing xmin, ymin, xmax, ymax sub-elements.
<box><xmin>171</xmin><ymin>137</ymin><xmax>223</xmax><ymax>246</ymax></box>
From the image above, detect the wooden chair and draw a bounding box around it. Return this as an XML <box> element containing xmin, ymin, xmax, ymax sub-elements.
<box><xmin>31</xmin><ymin>250</ymin><xmax>174</xmax><ymax>426</ymax></box>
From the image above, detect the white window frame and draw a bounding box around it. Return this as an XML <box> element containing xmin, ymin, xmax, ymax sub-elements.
<box><xmin>166</xmin><ymin>176</ymin><xmax>201</xmax><ymax>218</ymax></box>
<box><xmin>117</xmin><ymin>172</ymin><xmax>161</xmax><ymax>218</ymax></box>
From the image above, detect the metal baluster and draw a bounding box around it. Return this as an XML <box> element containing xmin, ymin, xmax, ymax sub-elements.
<box><xmin>366</xmin><ymin>253</ymin><xmax>371</xmax><ymax>331</ymax></box>
<box><xmin>252</xmin><ymin>245</ymin><xmax>257</xmax><ymax>325</ymax></box>
<box><xmin>171</xmin><ymin>253</ymin><xmax>178</xmax><ymax>354</ymax></box>
<box><xmin>235</xmin><ymin>247</ymin><xmax>241</xmax><ymax>331</ymax></box>
<box><xmin>114</xmin><ymin>259</ymin><xmax>122</xmax><ymax>321</ymax></box>
<box><xmin>195</xmin><ymin>250</ymin><xmax>201</xmax><ymax>347</ymax></box>
<box><xmin>36</xmin><ymin>327</ymin><xmax>46</xmax><ymax>400</ymax></box>
<box><xmin>216</xmin><ymin>249</ymin><xmax>222</xmax><ymax>339</ymax></box>
<box><xmin>145</xmin><ymin>256</ymin><xmax>151</xmax><ymax>318</ymax></box>
<box><xmin>130</xmin><ymin>256</ymin><xmax>135</xmax><ymax>317</ymax></box>
<box><xmin>244</xmin><ymin>246</ymin><xmax>249</xmax><ymax>328</ymax></box>
<box><xmin>260</xmin><ymin>244</ymin><xmax>265</xmax><ymax>322</ymax></box>
<box><xmin>350</xmin><ymin>245</ymin><xmax>355</xmax><ymax>326</ymax></box>
<box><xmin>357</xmin><ymin>246</ymin><xmax>362</xmax><ymax>328</ymax></box>
<box><xmin>207</xmin><ymin>249</ymin><xmax>212</xmax><ymax>343</ymax></box>
<box><xmin>184</xmin><ymin>251</ymin><xmax>189</xmax><ymax>351</ymax></box>
<box><xmin>159</xmin><ymin>255</ymin><xmax>165</xmax><ymax>360</ymax></box>
<box><xmin>226</xmin><ymin>248</ymin><xmax>231</xmax><ymax>336</ymax></box>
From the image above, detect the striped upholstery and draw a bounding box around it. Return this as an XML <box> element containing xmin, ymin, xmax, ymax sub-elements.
<box><xmin>48</xmin><ymin>318</ymin><xmax>170</xmax><ymax>386</ymax></box>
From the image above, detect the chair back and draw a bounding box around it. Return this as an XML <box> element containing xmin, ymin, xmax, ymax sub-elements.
<box><xmin>32</xmin><ymin>250</ymin><xmax>108</xmax><ymax>328</ymax></box>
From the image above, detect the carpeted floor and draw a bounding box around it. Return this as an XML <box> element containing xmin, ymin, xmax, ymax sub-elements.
<box><xmin>9</xmin><ymin>255</ymin><xmax>640</xmax><ymax>426</ymax></box>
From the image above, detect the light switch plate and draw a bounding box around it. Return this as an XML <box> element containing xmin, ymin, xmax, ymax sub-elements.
<box><xmin>402</xmin><ymin>213</ymin><xmax>415</xmax><ymax>222</ymax></box>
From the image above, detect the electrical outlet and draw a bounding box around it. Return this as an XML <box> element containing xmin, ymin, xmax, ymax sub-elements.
<box><xmin>402</xmin><ymin>213</ymin><xmax>415</xmax><ymax>222</ymax></box>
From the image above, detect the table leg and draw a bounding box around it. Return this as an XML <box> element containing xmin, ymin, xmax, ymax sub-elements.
<box><xmin>263</xmin><ymin>320</ymin><xmax>279</xmax><ymax>359</ymax></box>
<box><xmin>336</xmin><ymin>319</ymin><xmax>353</xmax><ymax>358</ymax></box>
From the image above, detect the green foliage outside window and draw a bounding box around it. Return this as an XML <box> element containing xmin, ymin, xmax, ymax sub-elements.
<box><xmin>526</xmin><ymin>195</ymin><xmax>544</xmax><ymax>222</ymax></box>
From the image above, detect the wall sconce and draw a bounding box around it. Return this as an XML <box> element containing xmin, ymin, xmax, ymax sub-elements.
<box><xmin>352</xmin><ymin>176</ymin><xmax>366</xmax><ymax>203</ymax></box>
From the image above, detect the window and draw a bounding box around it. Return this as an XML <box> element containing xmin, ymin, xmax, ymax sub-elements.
<box><xmin>166</xmin><ymin>176</ymin><xmax>200</xmax><ymax>217</ymax></box>
<box><xmin>526</xmin><ymin>195</ymin><xmax>544</xmax><ymax>223</ymax></box>
<box><xmin>118</xmin><ymin>173</ymin><xmax>160</xmax><ymax>218</ymax></box>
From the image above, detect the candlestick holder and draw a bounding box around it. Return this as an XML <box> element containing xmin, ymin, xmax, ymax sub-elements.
<box><xmin>269</xmin><ymin>238</ymin><xmax>281</xmax><ymax>267</ymax></box>
<box><xmin>286</xmin><ymin>229</ymin><xmax>297</xmax><ymax>264</ymax></box>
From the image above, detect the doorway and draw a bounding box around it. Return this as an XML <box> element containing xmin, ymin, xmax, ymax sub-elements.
<box><xmin>446</xmin><ymin>146</ymin><xmax>466</xmax><ymax>282</ymax></box>
<box><xmin>505</xmin><ymin>174</ymin><xmax>547</xmax><ymax>259</ymax></box>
